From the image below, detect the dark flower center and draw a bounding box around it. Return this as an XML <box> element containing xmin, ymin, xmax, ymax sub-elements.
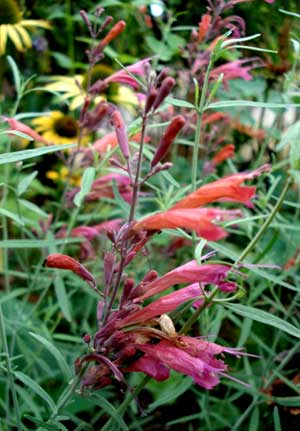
<box><xmin>54</xmin><ymin>116</ymin><xmax>78</xmax><ymax>138</ymax></box>
<box><xmin>0</xmin><ymin>0</ymin><xmax>22</xmax><ymax>25</ymax></box>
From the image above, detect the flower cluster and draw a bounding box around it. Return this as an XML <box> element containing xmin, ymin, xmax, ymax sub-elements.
<box><xmin>44</xmin><ymin>163</ymin><xmax>268</xmax><ymax>391</ymax></box>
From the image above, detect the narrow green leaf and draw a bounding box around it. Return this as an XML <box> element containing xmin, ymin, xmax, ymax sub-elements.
<box><xmin>274</xmin><ymin>396</ymin><xmax>300</xmax><ymax>407</ymax></box>
<box><xmin>0</xmin><ymin>130</ymin><xmax>34</xmax><ymax>140</ymax></box>
<box><xmin>279</xmin><ymin>9</ymin><xmax>300</xmax><ymax>19</ymax></box>
<box><xmin>273</xmin><ymin>406</ymin><xmax>282</xmax><ymax>431</ymax></box>
<box><xmin>0</xmin><ymin>238</ymin><xmax>81</xmax><ymax>248</ymax></box>
<box><xmin>221</xmin><ymin>33</ymin><xmax>261</xmax><ymax>48</ymax></box>
<box><xmin>53</xmin><ymin>275</ymin><xmax>72</xmax><ymax>322</ymax></box>
<box><xmin>148</xmin><ymin>377</ymin><xmax>192</xmax><ymax>412</ymax></box>
<box><xmin>206</xmin><ymin>100</ymin><xmax>293</xmax><ymax>110</ymax></box>
<box><xmin>74</xmin><ymin>167</ymin><xmax>95</xmax><ymax>207</ymax></box>
<box><xmin>0</xmin><ymin>208</ymin><xmax>24</xmax><ymax>226</ymax></box>
<box><xmin>17</xmin><ymin>171</ymin><xmax>38</xmax><ymax>196</ymax></box>
<box><xmin>19</xmin><ymin>198</ymin><xmax>49</xmax><ymax>218</ymax></box>
<box><xmin>228</xmin><ymin>45</ymin><xmax>277</xmax><ymax>53</ymax></box>
<box><xmin>0</xmin><ymin>143</ymin><xmax>76</xmax><ymax>165</ymax></box>
<box><xmin>249</xmin><ymin>407</ymin><xmax>260</xmax><ymax>431</ymax></box>
<box><xmin>24</xmin><ymin>415</ymin><xmax>61</xmax><ymax>431</ymax></box>
<box><xmin>224</xmin><ymin>303</ymin><xmax>300</xmax><ymax>339</ymax></box>
<box><xmin>14</xmin><ymin>371</ymin><xmax>57</xmax><ymax>413</ymax></box>
<box><xmin>92</xmin><ymin>393</ymin><xmax>129</xmax><ymax>431</ymax></box>
<box><xmin>0</xmin><ymin>289</ymin><xmax>27</xmax><ymax>304</ymax></box>
<box><xmin>7</xmin><ymin>55</ymin><xmax>21</xmax><ymax>94</ymax></box>
<box><xmin>194</xmin><ymin>239</ymin><xmax>207</xmax><ymax>264</ymax></box>
<box><xmin>166</xmin><ymin>97</ymin><xmax>195</xmax><ymax>109</ymax></box>
<box><xmin>29</xmin><ymin>332</ymin><xmax>72</xmax><ymax>381</ymax></box>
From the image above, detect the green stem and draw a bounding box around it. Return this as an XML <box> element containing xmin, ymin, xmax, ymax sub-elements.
<box><xmin>0</xmin><ymin>304</ymin><xmax>22</xmax><ymax>431</ymax></box>
<box><xmin>128</xmin><ymin>116</ymin><xmax>147</xmax><ymax>222</ymax></box>
<box><xmin>234</xmin><ymin>176</ymin><xmax>291</xmax><ymax>267</ymax></box>
<box><xmin>179</xmin><ymin>286</ymin><xmax>219</xmax><ymax>335</ymax></box>
<box><xmin>100</xmin><ymin>375</ymin><xmax>150</xmax><ymax>431</ymax></box>
<box><xmin>191</xmin><ymin>57</ymin><xmax>214</xmax><ymax>192</ymax></box>
<box><xmin>1</xmin><ymin>139</ymin><xmax>11</xmax><ymax>291</ymax></box>
<box><xmin>47</xmin><ymin>365</ymin><xmax>88</xmax><ymax>425</ymax></box>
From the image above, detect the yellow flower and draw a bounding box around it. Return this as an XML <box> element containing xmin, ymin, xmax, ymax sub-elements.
<box><xmin>0</xmin><ymin>0</ymin><xmax>50</xmax><ymax>55</ymax></box>
<box><xmin>46</xmin><ymin>166</ymin><xmax>81</xmax><ymax>186</ymax></box>
<box><xmin>44</xmin><ymin>64</ymin><xmax>138</xmax><ymax>111</ymax></box>
<box><xmin>32</xmin><ymin>111</ymin><xmax>84</xmax><ymax>145</ymax></box>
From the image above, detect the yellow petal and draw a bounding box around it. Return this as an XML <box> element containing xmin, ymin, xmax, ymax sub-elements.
<box><xmin>0</xmin><ymin>25</ymin><xmax>8</xmax><ymax>55</ymax></box>
<box><xmin>15</xmin><ymin>25</ymin><xmax>32</xmax><ymax>49</ymax></box>
<box><xmin>7</xmin><ymin>24</ymin><xmax>24</xmax><ymax>51</ymax></box>
<box><xmin>22</xmin><ymin>20</ymin><xmax>51</xmax><ymax>30</ymax></box>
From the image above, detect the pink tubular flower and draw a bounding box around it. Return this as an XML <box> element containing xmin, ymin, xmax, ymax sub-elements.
<box><xmin>111</xmin><ymin>110</ymin><xmax>129</xmax><ymax>159</ymax></box>
<box><xmin>120</xmin><ymin>283</ymin><xmax>205</xmax><ymax>325</ymax></box>
<box><xmin>90</xmin><ymin>58</ymin><xmax>150</xmax><ymax>93</ymax></box>
<box><xmin>86</xmin><ymin>173</ymin><xmax>132</xmax><ymax>202</ymax></box>
<box><xmin>2</xmin><ymin>117</ymin><xmax>50</xmax><ymax>144</ymax></box>
<box><xmin>133</xmin><ymin>339</ymin><xmax>231</xmax><ymax>389</ymax></box>
<box><xmin>210</xmin><ymin>58</ymin><xmax>260</xmax><ymax>88</ymax></box>
<box><xmin>133</xmin><ymin>260</ymin><xmax>232</xmax><ymax>302</ymax></box>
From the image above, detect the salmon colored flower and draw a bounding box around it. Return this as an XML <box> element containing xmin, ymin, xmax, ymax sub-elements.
<box><xmin>133</xmin><ymin>166</ymin><xmax>269</xmax><ymax>238</ymax></box>
<box><xmin>96</xmin><ymin>20</ymin><xmax>126</xmax><ymax>51</ymax></box>
<box><xmin>211</xmin><ymin>144</ymin><xmax>235</xmax><ymax>166</ymax></box>
<box><xmin>198</xmin><ymin>13</ymin><xmax>212</xmax><ymax>42</ymax></box>
<box><xmin>44</xmin><ymin>253</ymin><xmax>96</xmax><ymax>289</ymax></box>
<box><xmin>172</xmin><ymin>165</ymin><xmax>270</xmax><ymax>209</ymax></box>
<box><xmin>133</xmin><ymin>208</ymin><xmax>242</xmax><ymax>240</ymax></box>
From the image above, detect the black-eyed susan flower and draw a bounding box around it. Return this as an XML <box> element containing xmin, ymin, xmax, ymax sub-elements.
<box><xmin>0</xmin><ymin>0</ymin><xmax>50</xmax><ymax>55</ymax></box>
<box><xmin>31</xmin><ymin>111</ymin><xmax>83</xmax><ymax>145</ymax></box>
<box><xmin>44</xmin><ymin>63</ymin><xmax>142</xmax><ymax>111</ymax></box>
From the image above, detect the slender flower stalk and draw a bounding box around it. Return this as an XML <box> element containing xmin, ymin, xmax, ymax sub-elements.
<box><xmin>192</xmin><ymin>54</ymin><xmax>214</xmax><ymax>192</ymax></box>
<box><xmin>0</xmin><ymin>305</ymin><xmax>22</xmax><ymax>431</ymax></box>
<box><xmin>234</xmin><ymin>176</ymin><xmax>291</xmax><ymax>267</ymax></box>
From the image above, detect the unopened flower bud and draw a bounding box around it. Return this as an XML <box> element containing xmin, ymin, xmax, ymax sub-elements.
<box><xmin>96</xmin><ymin>20</ymin><xmax>126</xmax><ymax>52</ymax></box>
<box><xmin>144</xmin><ymin>88</ymin><xmax>158</xmax><ymax>114</ymax></box>
<box><xmin>151</xmin><ymin>115</ymin><xmax>185</xmax><ymax>167</ymax></box>
<box><xmin>43</xmin><ymin>253</ymin><xmax>97</xmax><ymax>291</ymax></box>
<box><xmin>83</xmin><ymin>334</ymin><xmax>91</xmax><ymax>344</ymax></box>
<box><xmin>104</xmin><ymin>252</ymin><xmax>116</xmax><ymax>288</ymax></box>
<box><xmin>111</xmin><ymin>110</ymin><xmax>129</xmax><ymax>159</ymax></box>
<box><xmin>152</xmin><ymin>77</ymin><xmax>175</xmax><ymax>111</ymax></box>
<box><xmin>142</xmin><ymin>270</ymin><xmax>158</xmax><ymax>283</ymax></box>
<box><xmin>97</xmin><ymin>301</ymin><xmax>105</xmax><ymax>320</ymax></box>
<box><xmin>159</xmin><ymin>314</ymin><xmax>177</xmax><ymax>337</ymax></box>
<box><xmin>99</xmin><ymin>16</ymin><xmax>113</xmax><ymax>33</ymax></box>
<box><xmin>120</xmin><ymin>277</ymin><xmax>135</xmax><ymax>306</ymax></box>
<box><xmin>155</xmin><ymin>68</ymin><xmax>170</xmax><ymax>88</ymax></box>
<box><xmin>80</xmin><ymin>10</ymin><xmax>92</xmax><ymax>31</ymax></box>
